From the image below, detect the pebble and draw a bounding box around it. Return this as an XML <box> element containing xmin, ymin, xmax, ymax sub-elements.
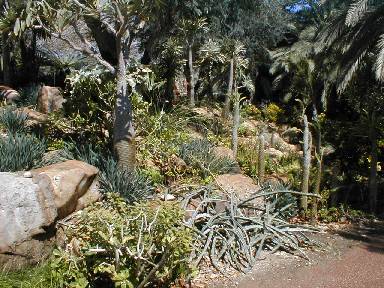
<box><xmin>23</xmin><ymin>171</ymin><xmax>32</xmax><ymax>178</ymax></box>
<box><xmin>159</xmin><ymin>194</ymin><xmax>176</xmax><ymax>201</ymax></box>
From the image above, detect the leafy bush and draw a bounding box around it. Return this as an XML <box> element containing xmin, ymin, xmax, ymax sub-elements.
<box><xmin>179</xmin><ymin>139</ymin><xmax>239</xmax><ymax>177</ymax></box>
<box><xmin>0</xmin><ymin>107</ymin><xmax>28</xmax><ymax>135</ymax></box>
<box><xmin>262</xmin><ymin>103</ymin><xmax>284</xmax><ymax>123</ymax></box>
<box><xmin>0</xmin><ymin>133</ymin><xmax>46</xmax><ymax>172</ymax></box>
<box><xmin>241</xmin><ymin>104</ymin><xmax>262</xmax><ymax>119</ymax></box>
<box><xmin>52</xmin><ymin>196</ymin><xmax>192</xmax><ymax>287</ymax></box>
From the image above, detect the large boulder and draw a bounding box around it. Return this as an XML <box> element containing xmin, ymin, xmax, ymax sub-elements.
<box><xmin>37</xmin><ymin>86</ymin><xmax>66</xmax><ymax>114</ymax></box>
<box><xmin>0</xmin><ymin>86</ymin><xmax>20</xmax><ymax>105</ymax></box>
<box><xmin>0</xmin><ymin>160</ymin><xmax>100</xmax><ymax>269</ymax></box>
<box><xmin>31</xmin><ymin>160</ymin><xmax>100</xmax><ymax>218</ymax></box>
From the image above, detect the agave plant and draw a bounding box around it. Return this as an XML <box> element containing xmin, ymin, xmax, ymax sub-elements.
<box><xmin>0</xmin><ymin>133</ymin><xmax>46</xmax><ymax>172</ymax></box>
<box><xmin>0</xmin><ymin>107</ymin><xmax>28</xmax><ymax>135</ymax></box>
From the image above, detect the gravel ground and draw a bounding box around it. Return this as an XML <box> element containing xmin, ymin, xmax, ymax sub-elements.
<box><xmin>200</xmin><ymin>221</ymin><xmax>384</xmax><ymax>288</ymax></box>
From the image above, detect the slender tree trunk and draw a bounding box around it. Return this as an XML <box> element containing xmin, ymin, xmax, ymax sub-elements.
<box><xmin>368</xmin><ymin>111</ymin><xmax>378</xmax><ymax>213</ymax></box>
<box><xmin>223</xmin><ymin>56</ymin><xmax>234</xmax><ymax>119</ymax></box>
<box><xmin>188</xmin><ymin>44</ymin><xmax>195</xmax><ymax>107</ymax></box>
<box><xmin>300</xmin><ymin>115</ymin><xmax>312</xmax><ymax>217</ymax></box>
<box><xmin>20</xmin><ymin>32</ymin><xmax>38</xmax><ymax>85</ymax></box>
<box><xmin>113</xmin><ymin>37</ymin><xmax>136</xmax><ymax>172</ymax></box>
<box><xmin>231</xmin><ymin>83</ymin><xmax>240</xmax><ymax>158</ymax></box>
<box><xmin>2</xmin><ymin>34</ymin><xmax>11</xmax><ymax>85</ymax></box>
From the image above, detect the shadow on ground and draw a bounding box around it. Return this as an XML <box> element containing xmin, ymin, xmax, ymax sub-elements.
<box><xmin>332</xmin><ymin>221</ymin><xmax>384</xmax><ymax>254</ymax></box>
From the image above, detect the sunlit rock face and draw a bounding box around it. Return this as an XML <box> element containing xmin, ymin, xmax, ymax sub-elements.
<box><xmin>0</xmin><ymin>160</ymin><xmax>100</xmax><ymax>269</ymax></box>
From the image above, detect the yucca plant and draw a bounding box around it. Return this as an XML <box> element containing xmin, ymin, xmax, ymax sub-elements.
<box><xmin>55</xmin><ymin>142</ymin><xmax>154</xmax><ymax>203</ymax></box>
<box><xmin>0</xmin><ymin>107</ymin><xmax>28</xmax><ymax>135</ymax></box>
<box><xmin>0</xmin><ymin>133</ymin><xmax>46</xmax><ymax>172</ymax></box>
<box><xmin>98</xmin><ymin>157</ymin><xmax>154</xmax><ymax>203</ymax></box>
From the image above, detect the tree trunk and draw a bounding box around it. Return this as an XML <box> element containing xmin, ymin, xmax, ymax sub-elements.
<box><xmin>188</xmin><ymin>44</ymin><xmax>195</xmax><ymax>107</ymax></box>
<box><xmin>20</xmin><ymin>32</ymin><xmax>38</xmax><ymax>85</ymax></box>
<box><xmin>300</xmin><ymin>115</ymin><xmax>312</xmax><ymax>218</ymax></box>
<box><xmin>2</xmin><ymin>34</ymin><xmax>11</xmax><ymax>85</ymax></box>
<box><xmin>223</xmin><ymin>56</ymin><xmax>234</xmax><ymax>119</ymax></box>
<box><xmin>231</xmin><ymin>83</ymin><xmax>240</xmax><ymax>158</ymax></box>
<box><xmin>113</xmin><ymin>38</ymin><xmax>136</xmax><ymax>172</ymax></box>
<box><xmin>368</xmin><ymin>111</ymin><xmax>378</xmax><ymax>213</ymax></box>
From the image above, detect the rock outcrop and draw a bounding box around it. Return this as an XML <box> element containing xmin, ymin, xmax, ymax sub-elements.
<box><xmin>37</xmin><ymin>86</ymin><xmax>66</xmax><ymax>114</ymax></box>
<box><xmin>0</xmin><ymin>160</ymin><xmax>100</xmax><ymax>269</ymax></box>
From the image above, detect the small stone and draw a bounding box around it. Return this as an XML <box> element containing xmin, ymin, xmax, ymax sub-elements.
<box><xmin>159</xmin><ymin>194</ymin><xmax>176</xmax><ymax>201</ymax></box>
<box><xmin>23</xmin><ymin>171</ymin><xmax>32</xmax><ymax>178</ymax></box>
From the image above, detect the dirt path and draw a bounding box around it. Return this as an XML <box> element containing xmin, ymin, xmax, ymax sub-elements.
<box><xmin>209</xmin><ymin>221</ymin><xmax>384</xmax><ymax>288</ymax></box>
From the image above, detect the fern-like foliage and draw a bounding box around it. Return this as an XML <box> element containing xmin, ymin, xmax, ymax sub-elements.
<box><xmin>0</xmin><ymin>133</ymin><xmax>46</xmax><ymax>172</ymax></box>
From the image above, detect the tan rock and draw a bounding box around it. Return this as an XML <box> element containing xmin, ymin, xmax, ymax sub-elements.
<box><xmin>213</xmin><ymin>146</ymin><xmax>235</xmax><ymax>160</ymax></box>
<box><xmin>37</xmin><ymin>86</ymin><xmax>66</xmax><ymax>114</ymax></box>
<box><xmin>31</xmin><ymin>160</ymin><xmax>100</xmax><ymax>219</ymax></box>
<box><xmin>266</xmin><ymin>147</ymin><xmax>285</xmax><ymax>159</ymax></box>
<box><xmin>18</xmin><ymin>107</ymin><xmax>48</xmax><ymax>126</ymax></box>
<box><xmin>215</xmin><ymin>173</ymin><xmax>261</xmax><ymax>200</ymax></box>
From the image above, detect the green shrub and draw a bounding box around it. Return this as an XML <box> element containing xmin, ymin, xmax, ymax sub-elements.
<box><xmin>179</xmin><ymin>139</ymin><xmax>238</xmax><ymax>177</ymax></box>
<box><xmin>0</xmin><ymin>107</ymin><xmax>28</xmax><ymax>135</ymax></box>
<box><xmin>0</xmin><ymin>133</ymin><xmax>46</xmax><ymax>172</ymax></box>
<box><xmin>52</xmin><ymin>196</ymin><xmax>192</xmax><ymax>287</ymax></box>
<box><xmin>262</xmin><ymin>103</ymin><xmax>284</xmax><ymax>123</ymax></box>
<box><xmin>241</xmin><ymin>104</ymin><xmax>262</xmax><ymax>119</ymax></box>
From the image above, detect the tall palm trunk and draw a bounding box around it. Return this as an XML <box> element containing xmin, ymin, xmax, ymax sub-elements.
<box><xmin>113</xmin><ymin>37</ymin><xmax>135</xmax><ymax>172</ymax></box>
<box><xmin>2</xmin><ymin>34</ymin><xmax>11</xmax><ymax>85</ymax></box>
<box><xmin>188</xmin><ymin>44</ymin><xmax>195</xmax><ymax>107</ymax></box>
<box><xmin>223</xmin><ymin>56</ymin><xmax>234</xmax><ymax>119</ymax></box>
<box><xmin>368</xmin><ymin>111</ymin><xmax>378</xmax><ymax>213</ymax></box>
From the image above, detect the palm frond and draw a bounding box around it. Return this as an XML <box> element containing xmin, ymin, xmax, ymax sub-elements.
<box><xmin>374</xmin><ymin>34</ymin><xmax>384</xmax><ymax>81</ymax></box>
<box><xmin>346</xmin><ymin>0</ymin><xmax>369</xmax><ymax>27</ymax></box>
<box><xmin>337</xmin><ymin>50</ymin><xmax>367</xmax><ymax>93</ymax></box>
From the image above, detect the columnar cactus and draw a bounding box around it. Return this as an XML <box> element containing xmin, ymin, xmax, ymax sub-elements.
<box><xmin>258</xmin><ymin>134</ymin><xmax>265</xmax><ymax>184</ymax></box>
<box><xmin>300</xmin><ymin>115</ymin><xmax>312</xmax><ymax>217</ymax></box>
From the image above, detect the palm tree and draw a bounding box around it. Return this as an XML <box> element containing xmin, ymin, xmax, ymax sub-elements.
<box><xmin>317</xmin><ymin>0</ymin><xmax>384</xmax><ymax>92</ymax></box>
<box><xmin>317</xmin><ymin>0</ymin><xmax>384</xmax><ymax>213</ymax></box>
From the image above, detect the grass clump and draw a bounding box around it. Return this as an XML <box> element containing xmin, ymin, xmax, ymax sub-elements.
<box><xmin>0</xmin><ymin>262</ymin><xmax>58</xmax><ymax>288</ymax></box>
<box><xmin>0</xmin><ymin>133</ymin><xmax>46</xmax><ymax>172</ymax></box>
<box><xmin>179</xmin><ymin>139</ymin><xmax>238</xmax><ymax>177</ymax></box>
<box><xmin>0</xmin><ymin>107</ymin><xmax>28</xmax><ymax>135</ymax></box>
